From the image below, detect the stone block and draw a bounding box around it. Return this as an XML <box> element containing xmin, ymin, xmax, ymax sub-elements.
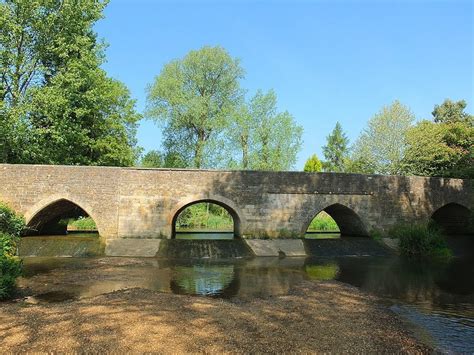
<box><xmin>105</xmin><ymin>238</ymin><xmax>161</xmax><ymax>257</ymax></box>
<box><xmin>244</xmin><ymin>239</ymin><xmax>307</xmax><ymax>257</ymax></box>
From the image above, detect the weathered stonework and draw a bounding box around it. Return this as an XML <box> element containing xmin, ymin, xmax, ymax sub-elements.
<box><xmin>0</xmin><ymin>164</ymin><xmax>472</xmax><ymax>256</ymax></box>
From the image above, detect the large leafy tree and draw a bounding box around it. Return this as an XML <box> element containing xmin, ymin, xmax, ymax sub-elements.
<box><xmin>432</xmin><ymin>99</ymin><xmax>473</xmax><ymax>125</ymax></box>
<box><xmin>228</xmin><ymin>90</ymin><xmax>303</xmax><ymax>171</ymax></box>
<box><xmin>248</xmin><ymin>90</ymin><xmax>302</xmax><ymax>171</ymax></box>
<box><xmin>350</xmin><ymin>100</ymin><xmax>415</xmax><ymax>175</ymax></box>
<box><xmin>402</xmin><ymin>100</ymin><xmax>473</xmax><ymax>178</ymax></box>
<box><xmin>0</xmin><ymin>0</ymin><xmax>140</xmax><ymax>166</ymax></box>
<box><xmin>322</xmin><ymin>122</ymin><xmax>349</xmax><ymax>172</ymax></box>
<box><xmin>146</xmin><ymin>46</ymin><xmax>244</xmax><ymax>168</ymax></box>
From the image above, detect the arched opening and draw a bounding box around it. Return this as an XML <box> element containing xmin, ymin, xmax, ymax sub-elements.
<box><xmin>431</xmin><ymin>203</ymin><xmax>473</xmax><ymax>235</ymax></box>
<box><xmin>305</xmin><ymin>204</ymin><xmax>368</xmax><ymax>238</ymax></box>
<box><xmin>26</xmin><ymin>199</ymin><xmax>99</xmax><ymax>237</ymax></box>
<box><xmin>172</xmin><ymin>200</ymin><xmax>241</xmax><ymax>240</ymax></box>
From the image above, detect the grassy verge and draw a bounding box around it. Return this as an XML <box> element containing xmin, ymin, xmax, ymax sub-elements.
<box><xmin>67</xmin><ymin>217</ymin><xmax>97</xmax><ymax>231</ymax></box>
<box><xmin>176</xmin><ymin>203</ymin><xmax>233</xmax><ymax>231</ymax></box>
<box><xmin>307</xmin><ymin>211</ymin><xmax>340</xmax><ymax>232</ymax></box>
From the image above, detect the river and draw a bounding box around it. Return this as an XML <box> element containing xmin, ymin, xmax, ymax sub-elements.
<box><xmin>17</xmin><ymin>239</ymin><xmax>474</xmax><ymax>353</ymax></box>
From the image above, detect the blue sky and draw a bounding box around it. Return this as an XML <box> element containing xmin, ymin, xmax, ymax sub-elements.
<box><xmin>96</xmin><ymin>0</ymin><xmax>473</xmax><ymax>170</ymax></box>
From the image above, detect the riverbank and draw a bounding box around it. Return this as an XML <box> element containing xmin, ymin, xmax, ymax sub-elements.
<box><xmin>0</xmin><ymin>280</ymin><xmax>429</xmax><ymax>353</ymax></box>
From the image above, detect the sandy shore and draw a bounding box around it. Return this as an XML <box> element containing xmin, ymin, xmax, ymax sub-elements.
<box><xmin>0</xmin><ymin>281</ymin><xmax>429</xmax><ymax>353</ymax></box>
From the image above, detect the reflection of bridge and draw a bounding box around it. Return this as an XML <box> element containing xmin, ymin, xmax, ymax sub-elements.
<box><xmin>0</xmin><ymin>164</ymin><xmax>472</xmax><ymax>256</ymax></box>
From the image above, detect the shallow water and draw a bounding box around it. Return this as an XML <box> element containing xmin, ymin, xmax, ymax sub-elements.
<box><xmin>17</xmin><ymin>251</ymin><xmax>474</xmax><ymax>352</ymax></box>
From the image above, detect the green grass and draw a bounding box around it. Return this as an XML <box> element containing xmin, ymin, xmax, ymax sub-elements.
<box><xmin>307</xmin><ymin>211</ymin><xmax>340</xmax><ymax>232</ymax></box>
<box><xmin>176</xmin><ymin>203</ymin><xmax>233</xmax><ymax>231</ymax></box>
<box><xmin>67</xmin><ymin>217</ymin><xmax>97</xmax><ymax>231</ymax></box>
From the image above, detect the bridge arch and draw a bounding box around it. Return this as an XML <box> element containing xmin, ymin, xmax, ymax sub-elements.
<box><xmin>431</xmin><ymin>202</ymin><xmax>472</xmax><ymax>235</ymax></box>
<box><xmin>301</xmin><ymin>203</ymin><xmax>369</xmax><ymax>237</ymax></box>
<box><xmin>168</xmin><ymin>195</ymin><xmax>244</xmax><ymax>238</ymax></box>
<box><xmin>25</xmin><ymin>194</ymin><xmax>103</xmax><ymax>236</ymax></box>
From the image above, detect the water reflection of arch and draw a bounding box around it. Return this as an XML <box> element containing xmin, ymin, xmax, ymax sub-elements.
<box><xmin>168</xmin><ymin>194</ymin><xmax>245</xmax><ymax>238</ymax></box>
<box><xmin>301</xmin><ymin>203</ymin><xmax>369</xmax><ymax>237</ymax></box>
<box><xmin>25</xmin><ymin>194</ymin><xmax>103</xmax><ymax>236</ymax></box>
<box><xmin>166</xmin><ymin>260</ymin><xmax>240</xmax><ymax>298</ymax></box>
<box><xmin>431</xmin><ymin>202</ymin><xmax>473</xmax><ymax>235</ymax></box>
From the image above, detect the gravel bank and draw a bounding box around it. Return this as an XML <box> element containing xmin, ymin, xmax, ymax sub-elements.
<box><xmin>0</xmin><ymin>281</ymin><xmax>429</xmax><ymax>353</ymax></box>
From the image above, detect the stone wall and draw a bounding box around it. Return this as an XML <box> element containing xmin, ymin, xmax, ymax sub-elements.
<box><xmin>0</xmin><ymin>164</ymin><xmax>472</xmax><ymax>256</ymax></box>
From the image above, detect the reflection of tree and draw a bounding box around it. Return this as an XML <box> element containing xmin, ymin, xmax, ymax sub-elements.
<box><xmin>331</xmin><ymin>256</ymin><xmax>474</xmax><ymax>316</ymax></box>
<box><xmin>305</xmin><ymin>264</ymin><xmax>339</xmax><ymax>280</ymax></box>
<box><xmin>170</xmin><ymin>264</ymin><xmax>238</xmax><ymax>297</ymax></box>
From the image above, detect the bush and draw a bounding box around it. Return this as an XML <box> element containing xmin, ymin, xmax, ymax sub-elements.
<box><xmin>0</xmin><ymin>203</ymin><xmax>25</xmax><ymax>237</ymax></box>
<box><xmin>389</xmin><ymin>223</ymin><xmax>452</xmax><ymax>259</ymax></box>
<box><xmin>0</xmin><ymin>203</ymin><xmax>25</xmax><ymax>300</ymax></box>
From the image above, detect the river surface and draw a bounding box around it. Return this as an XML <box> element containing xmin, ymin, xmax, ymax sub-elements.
<box><xmin>17</xmin><ymin>250</ymin><xmax>474</xmax><ymax>353</ymax></box>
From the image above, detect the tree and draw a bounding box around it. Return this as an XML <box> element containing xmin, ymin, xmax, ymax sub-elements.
<box><xmin>304</xmin><ymin>154</ymin><xmax>322</xmax><ymax>172</ymax></box>
<box><xmin>351</xmin><ymin>101</ymin><xmax>415</xmax><ymax>175</ymax></box>
<box><xmin>140</xmin><ymin>150</ymin><xmax>164</xmax><ymax>168</ymax></box>
<box><xmin>0</xmin><ymin>0</ymin><xmax>141</xmax><ymax>166</ymax></box>
<box><xmin>322</xmin><ymin>122</ymin><xmax>349</xmax><ymax>172</ymax></box>
<box><xmin>146</xmin><ymin>46</ymin><xmax>244</xmax><ymax>168</ymax></box>
<box><xmin>402</xmin><ymin>100</ymin><xmax>473</xmax><ymax>178</ymax></box>
<box><xmin>432</xmin><ymin>99</ymin><xmax>473</xmax><ymax>124</ymax></box>
<box><xmin>246</xmin><ymin>90</ymin><xmax>303</xmax><ymax>171</ymax></box>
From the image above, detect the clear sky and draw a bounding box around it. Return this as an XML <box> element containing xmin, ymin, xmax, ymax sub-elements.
<box><xmin>95</xmin><ymin>0</ymin><xmax>473</xmax><ymax>170</ymax></box>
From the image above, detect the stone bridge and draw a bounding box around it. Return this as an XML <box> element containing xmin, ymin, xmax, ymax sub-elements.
<box><xmin>0</xmin><ymin>164</ymin><xmax>472</xmax><ymax>256</ymax></box>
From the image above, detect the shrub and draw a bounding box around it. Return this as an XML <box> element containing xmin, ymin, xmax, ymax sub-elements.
<box><xmin>389</xmin><ymin>222</ymin><xmax>452</xmax><ymax>259</ymax></box>
<box><xmin>0</xmin><ymin>203</ymin><xmax>25</xmax><ymax>237</ymax></box>
<box><xmin>0</xmin><ymin>203</ymin><xmax>25</xmax><ymax>300</ymax></box>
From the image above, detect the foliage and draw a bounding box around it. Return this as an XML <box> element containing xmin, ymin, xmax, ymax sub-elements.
<box><xmin>176</xmin><ymin>203</ymin><xmax>233</xmax><ymax>231</ymax></box>
<box><xmin>402</xmin><ymin>120</ymin><xmax>473</xmax><ymax>178</ymax></box>
<box><xmin>304</xmin><ymin>154</ymin><xmax>322</xmax><ymax>172</ymax></box>
<box><xmin>0</xmin><ymin>203</ymin><xmax>24</xmax><ymax>300</ymax></box>
<box><xmin>308</xmin><ymin>211</ymin><xmax>339</xmax><ymax>231</ymax></box>
<box><xmin>351</xmin><ymin>100</ymin><xmax>415</xmax><ymax>175</ymax></box>
<box><xmin>432</xmin><ymin>99</ymin><xmax>474</xmax><ymax>124</ymax></box>
<box><xmin>0</xmin><ymin>203</ymin><xmax>25</xmax><ymax>237</ymax></box>
<box><xmin>322</xmin><ymin>122</ymin><xmax>350</xmax><ymax>172</ymax></box>
<box><xmin>243</xmin><ymin>90</ymin><xmax>302</xmax><ymax>171</ymax></box>
<box><xmin>146</xmin><ymin>46</ymin><xmax>244</xmax><ymax>169</ymax></box>
<box><xmin>140</xmin><ymin>150</ymin><xmax>164</xmax><ymax>168</ymax></box>
<box><xmin>389</xmin><ymin>223</ymin><xmax>452</xmax><ymax>259</ymax></box>
<box><xmin>147</xmin><ymin>47</ymin><xmax>303</xmax><ymax>171</ymax></box>
<box><xmin>67</xmin><ymin>217</ymin><xmax>97</xmax><ymax>231</ymax></box>
<box><xmin>401</xmin><ymin>100</ymin><xmax>473</xmax><ymax>178</ymax></box>
<box><xmin>0</xmin><ymin>0</ymin><xmax>141</xmax><ymax>166</ymax></box>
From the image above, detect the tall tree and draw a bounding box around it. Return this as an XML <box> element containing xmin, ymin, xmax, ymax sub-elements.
<box><xmin>402</xmin><ymin>100</ymin><xmax>473</xmax><ymax>178</ymax></box>
<box><xmin>0</xmin><ymin>0</ymin><xmax>140</xmax><ymax>166</ymax></box>
<box><xmin>322</xmin><ymin>122</ymin><xmax>349</xmax><ymax>172</ymax></box>
<box><xmin>304</xmin><ymin>154</ymin><xmax>322</xmax><ymax>172</ymax></box>
<box><xmin>146</xmin><ymin>46</ymin><xmax>244</xmax><ymax>168</ymax></box>
<box><xmin>246</xmin><ymin>90</ymin><xmax>303</xmax><ymax>171</ymax></box>
<box><xmin>140</xmin><ymin>150</ymin><xmax>164</xmax><ymax>168</ymax></box>
<box><xmin>351</xmin><ymin>100</ymin><xmax>415</xmax><ymax>175</ymax></box>
<box><xmin>432</xmin><ymin>99</ymin><xmax>473</xmax><ymax>124</ymax></box>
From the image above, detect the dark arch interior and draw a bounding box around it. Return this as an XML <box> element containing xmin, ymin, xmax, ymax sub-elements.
<box><xmin>26</xmin><ymin>199</ymin><xmax>97</xmax><ymax>236</ymax></box>
<box><xmin>172</xmin><ymin>200</ymin><xmax>241</xmax><ymax>239</ymax></box>
<box><xmin>431</xmin><ymin>203</ymin><xmax>473</xmax><ymax>235</ymax></box>
<box><xmin>306</xmin><ymin>204</ymin><xmax>368</xmax><ymax>238</ymax></box>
